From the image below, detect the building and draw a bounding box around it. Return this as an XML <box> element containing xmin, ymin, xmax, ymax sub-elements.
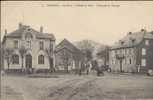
<box><xmin>55</xmin><ymin>39</ymin><xmax>84</xmax><ymax>71</ymax></box>
<box><xmin>0</xmin><ymin>40</ymin><xmax>2</xmax><ymax>70</ymax></box>
<box><xmin>109</xmin><ymin>29</ymin><xmax>153</xmax><ymax>73</ymax></box>
<box><xmin>2</xmin><ymin>23</ymin><xmax>55</xmax><ymax>72</ymax></box>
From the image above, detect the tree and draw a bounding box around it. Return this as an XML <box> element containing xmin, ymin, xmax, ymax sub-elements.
<box><xmin>19</xmin><ymin>45</ymin><xmax>27</xmax><ymax>71</ymax></box>
<box><xmin>4</xmin><ymin>48</ymin><xmax>14</xmax><ymax>70</ymax></box>
<box><xmin>85</xmin><ymin>49</ymin><xmax>93</xmax><ymax>61</ymax></box>
<box><xmin>75</xmin><ymin>40</ymin><xmax>98</xmax><ymax>74</ymax></box>
<box><xmin>96</xmin><ymin>46</ymin><xmax>110</xmax><ymax>69</ymax></box>
<box><xmin>46</xmin><ymin>48</ymin><xmax>55</xmax><ymax>73</ymax></box>
<box><xmin>75</xmin><ymin>40</ymin><xmax>95</xmax><ymax>61</ymax></box>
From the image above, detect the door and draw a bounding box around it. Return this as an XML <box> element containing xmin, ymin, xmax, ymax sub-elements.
<box><xmin>25</xmin><ymin>54</ymin><xmax>32</xmax><ymax>69</ymax></box>
<box><xmin>49</xmin><ymin>58</ymin><xmax>53</xmax><ymax>69</ymax></box>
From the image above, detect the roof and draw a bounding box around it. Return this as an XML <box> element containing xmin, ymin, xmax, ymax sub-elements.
<box><xmin>55</xmin><ymin>39</ymin><xmax>83</xmax><ymax>54</ymax></box>
<box><xmin>111</xmin><ymin>30</ymin><xmax>153</xmax><ymax>49</ymax></box>
<box><xmin>4</xmin><ymin>24</ymin><xmax>55</xmax><ymax>40</ymax></box>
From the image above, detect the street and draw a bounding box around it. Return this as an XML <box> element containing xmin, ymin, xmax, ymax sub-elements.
<box><xmin>1</xmin><ymin>73</ymin><xmax>153</xmax><ymax>100</ymax></box>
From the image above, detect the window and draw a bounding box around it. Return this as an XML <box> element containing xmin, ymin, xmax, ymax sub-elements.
<box><xmin>129</xmin><ymin>49</ymin><xmax>131</xmax><ymax>54</ymax></box>
<box><xmin>126</xmin><ymin>49</ymin><xmax>129</xmax><ymax>54</ymax></box>
<box><xmin>38</xmin><ymin>55</ymin><xmax>44</xmax><ymax>64</ymax></box>
<box><xmin>129</xmin><ymin>58</ymin><xmax>132</xmax><ymax>64</ymax></box>
<box><xmin>120</xmin><ymin>50</ymin><xmax>122</xmax><ymax>54</ymax></box>
<box><xmin>12</xmin><ymin>54</ymin><xmax>19</xmax><ymax>64</ymax></box>
<box><xmin>50</xmin><ymin>43</ymin><xmax>53</xmax><ymax>50</ymax></box>
<box><xmin>142</xmin><ymin>48</ymin><xmax>146</xmax><ymax>55</ymax></box>
<box><xmin>125</xmin><ymin>49</ymin><xmax>127</xmax><ymax>54</ymax></box>
<box><xmin>26</xmin><ymin>41</ymin><xmax>31</xmax><ymax>49</ymax></box>
<box><xmin>39</xmin><ymin>41</ymin><xmax>44</xmax><ymax>50</ymax></box>
<box><xmin>126</xmin><ymin>58</ymin><xmax>129</xmax><ymax>64</ymax></box>
<box><xmin>130</xmin><ymin>48</ymin><xmax>133</xmax><ymax>54</ymax></box>
<box><xmin>124</xmin><ymin>58</ymin><xmax>127</xmax><ymax>64</ymax></box>
<box><xmin>25</xmin><ymin>32</ymin><xmax>33</xmax><ymax>39</ymax></box>
<box><xmin>145</xmin><ymin>40</ymin><xmax>149</xmax><ymax>45</ymax></box>
<box><xmin>112</xmin><ymin>51</ymin><xmax>115</xmax><ymax>57</ymax></box>
<box><xmin>141</xmin><ymin>59</ymin><xmax>146</xmax><ymax>66</ymax></box>
<box><xmin>112</xmin><ymin>60</ymin><xmax>114</xmax><ymax>65</ymax></box>
<box><xmin>14</xmin><ymin>40</ymin><xmax>18</xmax><ymax>49</ymax></box>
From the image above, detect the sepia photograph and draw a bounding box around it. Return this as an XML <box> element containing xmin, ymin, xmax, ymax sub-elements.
<box><xmin>0</xmin><ymin>1</ymin><xmax>153</xmax><ymax>100</ymax></box>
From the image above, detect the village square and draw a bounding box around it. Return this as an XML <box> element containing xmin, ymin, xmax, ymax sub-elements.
<box><xmin>1</xmin><ymin>1</ymin><xmax>153</xmax><ymax>100</ymax></box>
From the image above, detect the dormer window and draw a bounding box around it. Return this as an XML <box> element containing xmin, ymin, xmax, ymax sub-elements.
<box><xmin>128</xmin><ymin>32</ymin><xmax>132</xmax><ymax>35</ymax></box>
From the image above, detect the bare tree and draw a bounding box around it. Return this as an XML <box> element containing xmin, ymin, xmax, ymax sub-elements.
<box><xmin>75</xmin><ymin>40</ymin><xmax>95</xmax><ymax>61</ymax></box>
<box><xmin>75</xmin><ymin>40</ymin><xmax>96</xmax><ymax>74</ymax></box>
<box><xmin>19</xmin><ymin>45</ymin><xmax>27</xmax><ymax>71</ymax></box>
<box><xmin>46</xmin><ymin>48</ymin><xmax>55</xmax><ymax>73</ymax></box>
<box><xmin>4</xmin><ymin>48</ymin><xmax>14</xmax><ymax>70</ymax></box>
<box><xmin>96</xmin><ymin>46</ymin><xmax>110</xmax><ymax>68</ymax></box>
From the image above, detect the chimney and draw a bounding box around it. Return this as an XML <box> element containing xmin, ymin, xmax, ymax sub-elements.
<box><xmin>128</xmin><ymin>32</ymin><xmax>132</xmax><ymax>35</ymax></box>
<box><xmin>40</xmin><ymin>26</ymin><xmax>43</xmax><ymax>33</ymax></box>
<box><xmin>120</xmin><ymin>41</ymin><xmax>124</xmax><ymax>45</ymax></box>
<box><xmin>5</xmin><ymin>29</ymin><xmax>7</xmax><ymax>35</ymax></box>
<box><xmin>141</xmin><ymin>28</ymin><xmax>146</xmax><ymax>32</ymax></box>
<box><xmin>19</xmin><ymin>22</ymin><xmax>22</xmax><ymax>29</ymax></box>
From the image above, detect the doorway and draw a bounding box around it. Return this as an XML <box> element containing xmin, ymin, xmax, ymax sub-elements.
<box><xmin>25</xmin><ymin>54</ymin><xmax>32</xmax><ymax>69</ymax></box>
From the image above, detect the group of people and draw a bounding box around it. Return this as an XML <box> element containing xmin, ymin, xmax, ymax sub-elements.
<box><xmin>78</xmin><ymin>60</ymin><xmax>107</xmax><ymax>76</ymax></box>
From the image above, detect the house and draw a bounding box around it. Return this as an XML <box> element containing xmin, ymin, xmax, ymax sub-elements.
<box><xmin>0</xmin><ymin>40</ymin><xmax>3</xmax><ymax>70</ymax></box>
<box><xmin>2</xmin><ymin>23</ymin><xmax>56</xmax><ymax>72</ymax></box>
<box><xmin>55</xmin><ymin>39</ymin><xmax>84</xmax><ymax>72</ymax></box>
<box><xmin>109</xmin><ymin>29</ymin><xmax>153</xmax><ymax>73</ymax></box>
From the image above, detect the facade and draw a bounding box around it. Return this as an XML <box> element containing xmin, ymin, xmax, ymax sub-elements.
<box><xmin>0</xmin><ymin>40</ymin><xmax>2</xmax><ymax>70</ymax></box>
<box><xmin>55</xmin><ymin>39</ymin><xmax>84</xmax><ymax>71</ymax></box>
<box><xmin>109</xmin><ymin>29</ymin><xmax>153</xmax><ymax>73</ymax></box>
<box><xmin>2</xmin><ymin>23</ymin><xmax>55</xmax><ymax>71</ymax></box>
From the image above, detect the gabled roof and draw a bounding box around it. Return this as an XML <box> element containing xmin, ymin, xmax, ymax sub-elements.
<box><xmin>111</xmin><ymin>30</ymin><xmax>153</xmax><ymax>49</ymax></box>
<box><xmin>55</xmin><ymin>39</ymin><xmax>82</xmax><ymax>54</ymax></box>
<box><xmin>4</xmin><ymin>24</ymin><xmax>55</xmax><ymax>40</ymax></box>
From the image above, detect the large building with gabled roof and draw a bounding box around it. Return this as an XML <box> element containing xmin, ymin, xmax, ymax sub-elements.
<box><xmin>55</xmin><ymin>39</ymin><xmax>84</xmax><ymax>71</ymax></box>
<box><xmin>2</xmin><ymin>23</ymin><xmax>56</xmax><ymax>72</ymax></box>
<box><xmin>109</xmin><ymin>29</ymin><xmax>153</xmax><ymax>73</ymax></box>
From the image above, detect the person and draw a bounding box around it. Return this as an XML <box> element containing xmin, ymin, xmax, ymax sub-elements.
<box><xmin>86</xmin><ymin>62</ymin><xmax>90</xmax><ymax>75</ymax></box>
<box><xmin>101</xmin><ymin>65</ymin><xmax>104</xmax><ymax>76</ymax></box>
<box><xmin>97</xmin><ymin>65</ymin><xmax>105</xmax><ymax>76</ymax></box>
<box><xmin>79</xmin><ymin>61</ymin><xmax>84</xmax><ymax>75</ymax></box>
<box><xmin>93</xmin><ymin>60</ymin><xmax>101</xmax><ymax>76</ymax></box>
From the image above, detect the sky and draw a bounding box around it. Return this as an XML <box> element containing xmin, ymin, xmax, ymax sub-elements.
<box><xmin>1</xmin><ymin>1</ymin><xmax>153</xmax><ymax>45</ymax></box>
